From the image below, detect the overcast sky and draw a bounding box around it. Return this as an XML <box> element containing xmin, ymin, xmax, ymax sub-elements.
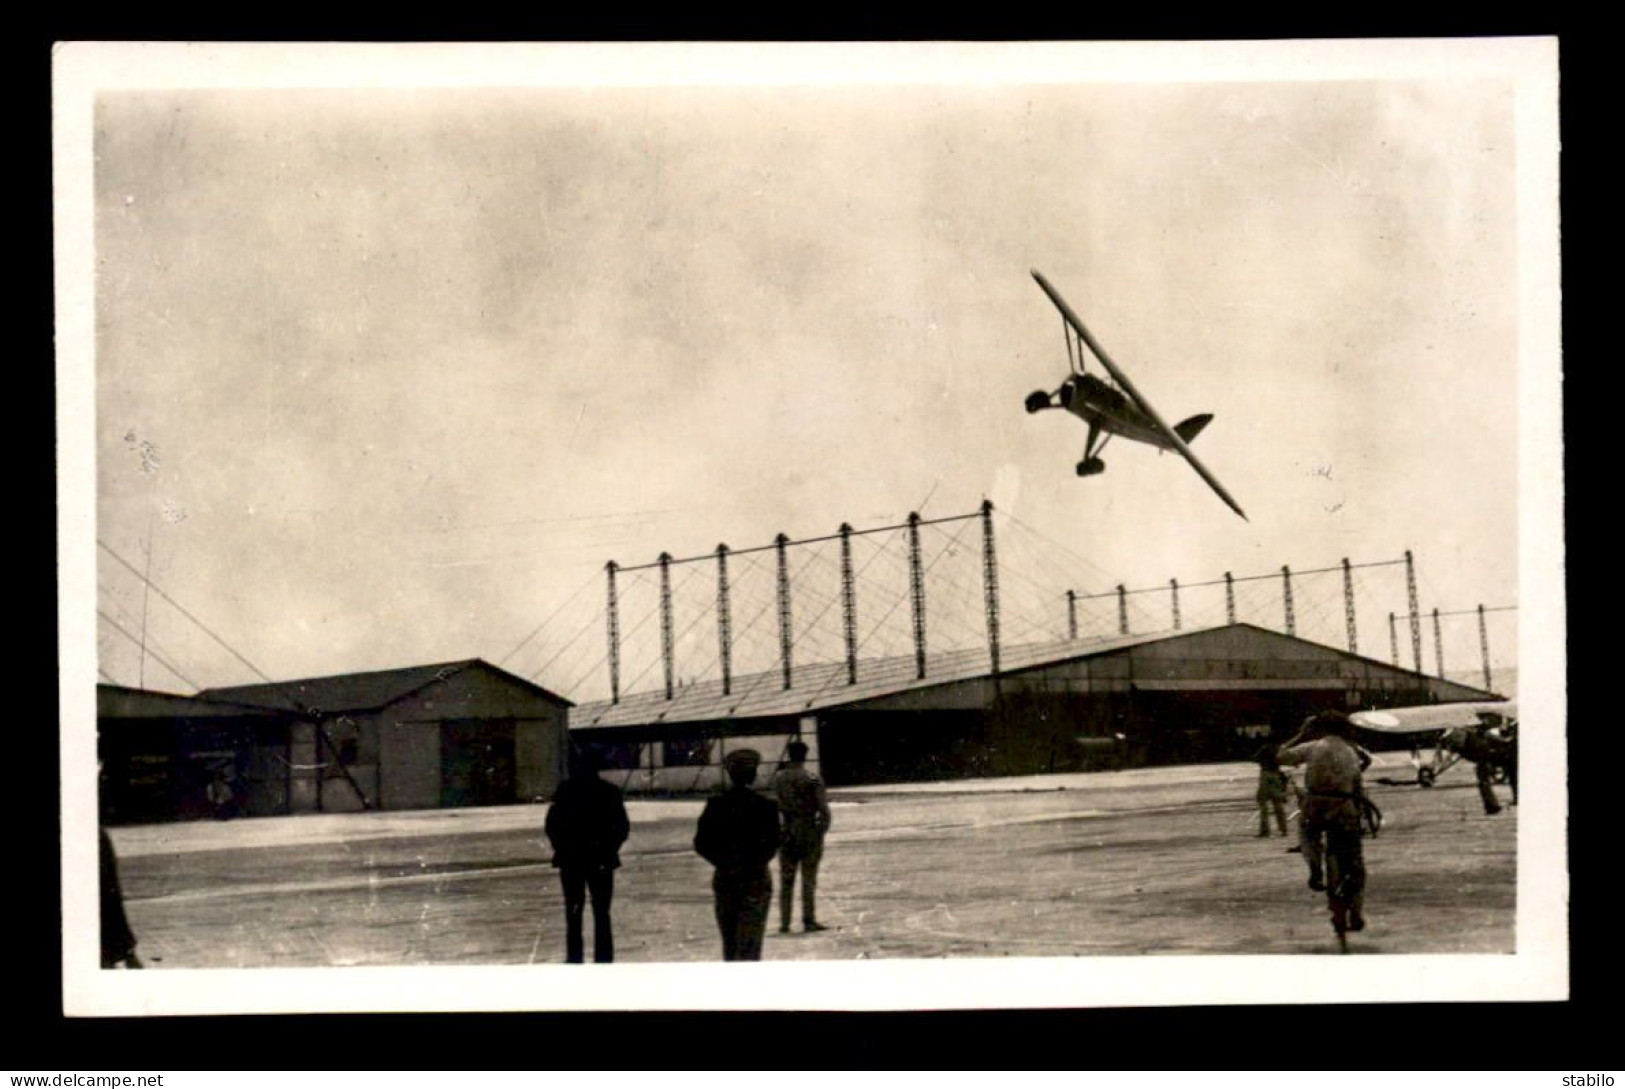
<box><xmin>77</xmin><ymin>44</ymin><xmax>1553</xmax><ymax>701</ymax></box>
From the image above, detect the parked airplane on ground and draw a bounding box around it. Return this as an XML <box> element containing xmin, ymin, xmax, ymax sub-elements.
<box><xmin>1350</xmin><ymin>700</ymin><xmax>1517</xmax><ymax>787</ymax></box>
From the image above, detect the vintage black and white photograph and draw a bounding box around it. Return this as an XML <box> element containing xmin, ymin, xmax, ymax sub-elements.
<box><xmin>55</xmin><ymin>40</ymin><xmax>1565</xmax><ymax>1013</ymax></box>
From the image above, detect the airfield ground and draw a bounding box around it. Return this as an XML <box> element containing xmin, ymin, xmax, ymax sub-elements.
<box><xmin>109</xmin><ymin>756</ymin><xmax>1515</xmax><ymax>966</ymax></box>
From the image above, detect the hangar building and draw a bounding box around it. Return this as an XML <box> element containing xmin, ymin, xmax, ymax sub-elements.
<box><xmin>99</xmin><ymin>659</ymin><xmax>572</xmax><ymax>822</ymax></box>
<box><xmin>569</xmin><ymin>622</ymin><xmax>1499</xmax><ymax>792</ymax></box>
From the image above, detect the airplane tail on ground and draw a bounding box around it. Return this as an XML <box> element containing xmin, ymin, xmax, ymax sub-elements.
<box><xmin>1173</xmin><ymin>413</ymin><xmax>1213</xmax><ymax>444</ymax></box>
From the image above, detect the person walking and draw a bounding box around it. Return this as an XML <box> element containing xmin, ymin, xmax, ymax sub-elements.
<box><xmin>694</xmin><ymin>749</ymin><xmax>783</xmax><ymax>961</ymax></box>
<box><xmin>544</xmin><ymin>749</ymin><xmax>630</xmax><ymax>964</ymax></box>
<box><xmin>770</xmin><ymin>739</ymin><xmax>832</xmax><ymax>933</ymax></box>
<box><xmin>1278</xmin><ymin>711</ymin><xmax>1373</xmax><ymax>949</ymax></box>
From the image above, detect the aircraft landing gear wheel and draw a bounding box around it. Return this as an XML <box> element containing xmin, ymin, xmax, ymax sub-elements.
<box><xmin>1025</xmin><ymin>390</ymin><xmax>1050</xmax><ymax>414</ymax></box>
<box><xmin>1418</xmin><ymin>767</ymin><xmax>1435</xmax><ymax>788</ymax></box>
<box><xmin>1075</xmin><ymin>457</ymin><xmax>1105</xmax><ymax>477</ymax></box>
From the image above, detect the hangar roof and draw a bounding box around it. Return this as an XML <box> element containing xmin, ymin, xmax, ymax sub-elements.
<box><xmin>198</xmin><ymin>658</ymin><xmax>573</xmax><ymax>715</ymax></box>
<box><xmin>97</xmin><ymin>683</ymin><xmax>291</xmax><ymax>721</ymax></box>
<box><xmin>573</xmin><ymin>622</ymin><xmax>1475</xmax><ymax>730</ymax></box>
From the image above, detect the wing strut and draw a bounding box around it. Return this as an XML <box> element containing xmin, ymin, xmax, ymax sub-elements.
<box><xmin>1031</xmin><ymin>269</ymin><xmax>1249</xmax><ymax>521</ymax></box>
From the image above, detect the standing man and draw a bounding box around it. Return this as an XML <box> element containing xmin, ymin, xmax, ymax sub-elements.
<box><xmin>1445</xmin><ymin>724</ymin><xmax>1503</xmax><ymax>815</ymax></box>
<box><xmin>770</xmin><ymin>739</ymin><xmax>832</xmax><ymax>933</ymax></box>
<box><xmin>1252</xmin><ymin>742</ymin><xmax>1290</xmax><ymax>838</ymax></box>
<box><xmin>544</xmin><ymin>749</ymin><xmax>630</xmax><ymax>964</ymax></box>
<box><xmin>694</xmin><ymin>749</ymin><xmax>783</xmax><ymax>961</ymax></box>
<box><xmin>99</xmin><ymin>828</ymin><xmax>142</xmax><ymax>969</ymax></box>
<box><xmin>1469</xmin><ymin>711</ymin><xmax>1518</xmax><ymax>812</ymax></box>
<box><xmin>1492</xmin><ymin>716</ymin><xmax>1519</xmax><ymax>806</ymax></box>
<box><xmin>1278</xmin><ymin>711</ymin><xmax>1371</xmax><ymax>948</ymax></box>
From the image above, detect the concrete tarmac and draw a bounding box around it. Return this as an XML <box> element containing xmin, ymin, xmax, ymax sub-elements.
<box><xmin>108</xmin><ymin>757</ymin><xmax>1516</xmax><ymax>966</ymax></box>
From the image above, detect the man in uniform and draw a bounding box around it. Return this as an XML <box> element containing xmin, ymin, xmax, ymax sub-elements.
<box><xmin>1278</xmin><ymin>710</ymin><xmax>1372</xmax><ymax>948</ymax></box>
<box><xmin>694</xmin><ymin>748</ymin><xmax>783</xmax><ymax>961</ymax></box>
<box><xmin>544</xmin><ymin>748</ymin><xmax>631</xmax><ymax>964</ymax></box>
<box><xmin>770</xmin><ymin>739</ymin><xmax>832</xmax><ymax>933</ymax></box>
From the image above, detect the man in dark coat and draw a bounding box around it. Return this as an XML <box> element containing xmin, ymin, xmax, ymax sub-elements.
<box><xmin>544</xmin><ymin>749</ymin><xmax>631</xmax><ymax>964</ymax></box>
<box><xmin>99</xmin><ymin>828</ymin><xmax>141</xmax><ymax>969</ymax></box>
<box><xmin>694</xmin><ymin>748</ymin><xmax>783</xmax><ymax>961</ymax></box>
<box><xmin>1458</xmin><ymin>710</ymin><xmax>1518</xmax><ymax>813</ymax></box>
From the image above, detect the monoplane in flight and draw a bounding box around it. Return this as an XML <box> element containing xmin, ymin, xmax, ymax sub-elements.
<box><xmin>1025</xmin><ymin>270</ymin><xmax>1248</xmax><ymax>520</ymax></box>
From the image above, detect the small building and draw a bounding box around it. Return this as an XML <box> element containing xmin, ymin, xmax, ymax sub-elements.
<box><xmin>568</xmin><ymin>623</ymin><xmax>1501</xmax><ymax>792</ymax></box>
<box><xmin>99</xmin><ymin>659</ymin><xmax>572</xmax><ymax>822</ymax></box>
<box><xmin>97</xmin><ymin>684</ymin><xmax>293</xmax><ymax>824</ymax></box>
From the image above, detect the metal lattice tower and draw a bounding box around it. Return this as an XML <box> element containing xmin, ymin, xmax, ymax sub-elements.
<box><xmin>1281</xmin><ymin>566</ymin><xmax>1296</xmax><ymax>636</ymax></box>
<box><xmin>1478</xmin><ymin>603</ymin><xmax>1493</xmax><ymax>691</ymax></box>
<box><xmin>1067</xmin><ymin>590</ymin><xmax>1078</xmax><ymax>640</ymax></box>
<box><xmin>594</xmin><ymin>505</ymin><xmax>1018</xmax><ymax>704</ymax></box>
<box><xmin>776</xmin><ymin>533</ymin><xmax>793</xmax><ymax>691</ymax></box>
<box><xmin>1389</xmin><ymin>612</ymin><xmax>1399</xmax><ymax>667</ymax></box>
<box><xmin>605</xmin><ymin>560</ymin><xmax>621</xmax><ymax>705</ymax></box>
<box><xmin>840</xmin><ymin>524</ymin><xmax>857</xmax><ymax>685</ymax></box>
<box><xmin>981</xmin><ymin>500</ymin><xmax>1001</xmax><ymax>675</ymax></box>
<box><xmin>1405</xmin><ymin>550</ymin><xmax>1423</xmax><ymax>674</ymax></box>
<box><xmin>659</xmin><ymin>552</ymin><xmax>675</xmax><ymax>701</ymax></box>
<box><xmin>908</xmin><ymin>512</ymin><xmax>927</xmax><ymax>680</ymax></box>
<box><xmin>1117</xmin><ymin>584</ymin><xmax>1129</xmax><ymax>635</ymax></box>
<box><xmin>1170</xmin><ymin>579</ymin><xmax>1181</xmax><ymax>631</ymax></box>
<box><xmin>1342</xmin><ymin>557</ymin><xmax>1358</xmax><ymax>654</ymax></box>
<box><xmin>1225</xmin><ymin>572</ymin><xmax>1236</xmax><ymax>625</ymax></box>
<box><xmin>1433</xmin><ymin>607</ymin><xmax>1445</xmax><ymax>679</ymax></box>
<box><xmin>716</xmin><ymin>544</ymin><xmax>732</xmax><ymax>697</ymax></box>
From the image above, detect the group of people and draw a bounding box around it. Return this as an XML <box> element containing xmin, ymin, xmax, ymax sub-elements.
<box><xmin>543</xmin><ymin>739</ymin><xmax>831</xmax><ymax>964</ymax></box>
<box><xmin>1254</xmin><ymin>711</ymin><xmax>1378</xmax><ymax>947</ymax></box>
<box><xmin>1255</xmin><ymin>705</ymin><xmax>1521</xmax><ymax>949</ymax></box>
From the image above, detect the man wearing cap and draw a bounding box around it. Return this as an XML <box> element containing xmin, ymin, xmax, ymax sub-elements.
<box><xmin>1278</xmin><ymin>710</ymin><xmax>1371</xmax><ymax>946</ymax></box>
<box><xmin>770</xmin><ymin>739</ymin><xmax>832</xmax><ymax>933</ymax></box>
<box><xmin>545</xmin><ymin>748</ymin><xmax>631</xmax><ymax>964</ymax></box>
<box><xmin>694</xmin><ymin>748</ymin><xmax>784</xmax><ymax>961</ymax></box>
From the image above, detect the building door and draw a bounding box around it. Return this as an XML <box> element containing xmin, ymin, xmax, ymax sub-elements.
<box><xmin>440</xmin><ymin>720</ymin><xmax>517</xmax><ymax>807</ymax></box>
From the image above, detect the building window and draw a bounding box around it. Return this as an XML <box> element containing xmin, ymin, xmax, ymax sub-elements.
<box><xmin>663</xmin><ymin>738</ymin><xmax>710</xmax><ymax>767</ymax></box>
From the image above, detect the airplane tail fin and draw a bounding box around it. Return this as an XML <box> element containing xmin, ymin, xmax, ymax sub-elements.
<box><xmin>1173</xmin><ymin>413</ymin><xmax>1213</xmax><ymax>444</ymax></box>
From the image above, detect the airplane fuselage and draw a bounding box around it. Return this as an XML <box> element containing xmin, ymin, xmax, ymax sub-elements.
<box><xmin>1060</xmin><ymin>375</ymin><xmax>1175</xmax><ymax>449</ymax></box>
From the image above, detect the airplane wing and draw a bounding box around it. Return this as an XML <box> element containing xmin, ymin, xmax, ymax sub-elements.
<box><xmin>1031</xmin><ymin>270</ymin><xmax>1248</xmax><ymax>521</ymax></box>
<box><xmin>1349</xmin><ymin>700</ymin><xmax>1517</xmax><ymax>734</ymax></box>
